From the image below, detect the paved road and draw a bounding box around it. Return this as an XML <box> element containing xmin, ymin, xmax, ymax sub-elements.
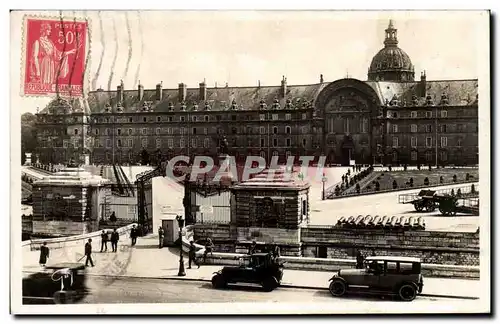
<box><xmin>79</xmin><ymin>276</ymin><xmax>461</xmax><ymax>304</ymax></box>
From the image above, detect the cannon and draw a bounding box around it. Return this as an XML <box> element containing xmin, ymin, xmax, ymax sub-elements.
<box><xmin>398</xmin><ymin>190</ymin><xmax>438</xmax><ymax>212</ymax></box>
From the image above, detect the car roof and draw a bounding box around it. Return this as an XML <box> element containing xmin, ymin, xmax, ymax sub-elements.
<box><xmin>365</xmin><ymin>256</ymin><xmax>421</xmax><ymax>263</ymax></box>
<box><xmin>45</xmin><ymin>262</ymin><xmax>86</xmax><ymax>269</ymax></box>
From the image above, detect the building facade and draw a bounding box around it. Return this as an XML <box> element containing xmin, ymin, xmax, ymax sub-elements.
<box><xmin>34</xmin><ymin>21</ymin><xmax>479</xmax><ymax>167</ymax></box>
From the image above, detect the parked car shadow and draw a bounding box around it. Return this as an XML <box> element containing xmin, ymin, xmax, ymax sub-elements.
<box><xmin>198</xmin><ymin>282</ymin><xmax>270</xmax><ymax>293</ymax></box>
<box><xmin>313</xmin><ymin>290</ymin><xmax>399</xmax><ymax>302</ymax></box>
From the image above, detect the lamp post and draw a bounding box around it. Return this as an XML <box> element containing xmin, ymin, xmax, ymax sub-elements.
<box><xmin>321</xmin><ymin>173</ymin><xmax>327</xmax><ymax>201</ymax></box>
<box><xmin>176</xmin><ymin>215</ymin><xmax>186</xmax><ymax>277</ymax></box>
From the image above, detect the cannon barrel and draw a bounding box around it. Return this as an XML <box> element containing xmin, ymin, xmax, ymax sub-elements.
<box><xmin>365</xmin><ymin>215</ymin><xmax>373</xmax><ymax>226</ymax></box>
<box><xmin>371</xmin><ymin>215</ymin><xmax>380</xmax><ymax>227</ymax></box>
<box><xmin>380</xmin><ymin>215</ymin><xmax>390</xmax><ymax>227</ymax></box>
<box><xmin>388</xmin><ymin>216</ymin><xmax>398</xmax><ymax>227</ymax></box>
<box><xmin>417</xmin><ymin>216</ymin><xmax>426</xmax><ymax>229</ymax></box>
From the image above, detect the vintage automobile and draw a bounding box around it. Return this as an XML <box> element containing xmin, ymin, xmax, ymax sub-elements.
<box><xmin>22</xmin><ymin>263</ymin><xmax>88</xmax><ymax>304</ymax></box>
<box><xmin>211</xmin><ymin>252</ymin><xmax>284</xmax><ymax>292</ymax></box>
<box><xmin>328</xmin><ymin>256</ymin><xmax>424</xmax><ymax>301</ymax></box>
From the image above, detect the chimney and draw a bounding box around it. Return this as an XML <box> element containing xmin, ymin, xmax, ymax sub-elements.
<box><xmin>419</xmin><ymin>71</ymin><xmax>427</xmax><ymax>97</ymax></box>
<box><xmin>280</xmin><ymin>75</ymin><xmax>287</xmax><ymax>98</ymax></box>
<box><xmin>155</xmin><ymin>82</ymin><xmax>163</xmax><ymax>101</ymax></box>
<box><xmin>178</xmin><ymin>83</ymin><xmax>187</xmax><ymax>102</ymax></box>
<box><xmin>117</xmin><ymin>80</ymin><xmax>124</xmax><ymax>103</ymax></box>
<box><xmin>138</xmin><ymin>81</ymin><xmax>144</xmax><ymax>101</ymax></box>
<box><xmin>199</xmin><ymin>80</ymin><xmax>207</xmax><ymax>101</ymax></box>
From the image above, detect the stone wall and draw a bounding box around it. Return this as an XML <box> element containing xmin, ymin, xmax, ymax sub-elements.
<box><xmin>301</xmin><ymin>227</ymin><xmax>479</xmax><ymax>266</ymax></box>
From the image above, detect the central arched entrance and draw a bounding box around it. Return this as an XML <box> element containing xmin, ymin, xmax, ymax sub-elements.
<box><xmin>341</xmin><ymin>135</ymin><xmax>355</xmax><ymax>166</ymax></box>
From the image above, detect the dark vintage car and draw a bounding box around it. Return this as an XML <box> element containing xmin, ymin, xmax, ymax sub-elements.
<box><xmin>22</xmin><ymin>263</ymin><xmax>88</xmax><ymax>304</ymax></box>
<box><xmin>211</xmin><ymin>253</ymin><xmax>284</xmax><ymax>292</ymax></box>
<box><xmin>328</xmin><ymin>256</ymin><xmax>424</xmax><ymax>301</ymax></box>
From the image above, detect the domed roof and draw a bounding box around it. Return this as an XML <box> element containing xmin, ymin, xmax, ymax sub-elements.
<box><xmin>368</xmin><ymin>20</ymin><xmax>415</xmax><ymax>81</ymax></box>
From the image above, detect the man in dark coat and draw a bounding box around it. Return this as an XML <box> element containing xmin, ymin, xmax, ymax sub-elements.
<box><xmin>188</xmin><ymin>241</ymin><xmax>200</xmax><ymax>269</ymax></box>
<box><xmin>110</xmin><ymin>228</ymin><xmax>119</xmax><ymax>252</ymax></box>
<box><xmin>248</xmin><ymin>241</ymin><xmax>257</xmax><ymax>255</ymax></box>
<box><xmin>130</xmin><ymin>225</ymin><xmax>137</xmax><ymax>246</ymax></box>
<box><xmin>39</xmin><ymin>242</ymin><xmax>49</xmax><ymax>267</ymax></box>
<box><xmin>100</xmin><ymin>230</ymin><xmax>109</xmax><ymax>252</ymax></box>
<box><xmin>85</xmin><ymin>238</ymin><xmax>94</xmax><ymax>267</ymax></box>
<box><xmin>356</xmin><ymin>251</ymin><xmax>364</xmax><ymax>269</ymax></box>
<box><xmin>271</xmin><ymin>243</ymin><xmax>280</xmax><ymax>261</ymax></box>
<box><xmin>203</xmin><ymin>238</ymin><xmax>214</xmax><ymax>263</ymax></box>
<box><xmin>158</xmin><ymin>226</ymin><xmax>164</xmax><ymax>249</ymax></box>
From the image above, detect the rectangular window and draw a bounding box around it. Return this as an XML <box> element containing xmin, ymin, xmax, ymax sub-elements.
<box><xmin>260</xmin><ymin>127</ymin><xmax>265</xmax><ymax>134</ymax></box>
<box><xmin>141</xmin><ymin>139</ymin><xmax>148</xmax><ymax>148</ymax></box>
<box><xmin>143</xmin><ymin>117</ymin><xmax>147</xmax><ymax>122</ymax></box>
<box><xmin>192</xmin><ymin>128</ymin><xmax>197</xmax><ymax>135</ymax></box>
<box><xmin>410</xmin><ymin>124</ymin><xmax>417</xmax><ymax>133</ymax></box>
<box><xmin>156</xmin><ymin>139</ymin><xmax>161</xmax><ymax>148</ymax></box>
<box><xmin>94</xmin><ymin>129</ymin><xmax>99</xmax><ymax>135</ymax></box>
<box><xmin>273</xmin><ymin>138</ymin><xmax>278</xmax><ymax>147</ymax></box>
<box><xmin>426</xmin><ymin>125</ymin><xmax>432</xmax><ymax>133</ymax></box>
<box><xmin>392</xmin><ymin>137</ymin><xmax>398</xmax><ymax>147</ymax></box>
<box><xmin>426</xmin><ymin>151</ymin><xmax>433</xmax><ymax>162</ymax></box>
<box><xmin>273</xmin><ymin>127</ymin><xmax>278</xmax><ymax>134</ymax></box>
<box><xmin>426</xmin><ymin>137</ymin><xmax>432</xmax><ymax>147</ymax></box>
<box><xmin>441</xmin><ymin>110</ymin><xmax>448</xmax><ymax>118</ymax></box>
<box><xmin>286</xmin><ymin>138</ymin><xmax>291</xmax><ymax>147</ymax></box>
<box><xmin>302</xmin><ymin>139</ymin><xmax>307</xmax><ymax>147</ymax></box>
<box><xmin>260</xmin><ymin>114</ymin><xmax>265</xmax><ymax>121</ymax></box>
<box><xmin>426</xmin><ymin>111</ymin><xmax>432</xmax><ymax>118</ymax></box>
<box><xmin>129</xmin><ymin>117</ymin><xmax>133</xmax><ymax>123</ymax></box>
<box><xmin>285</xmin><ymin>113</ymin><xmax>291</xmax><ymax>120</ymax></box>
<box><xmin>260</xmin><ymin>138</ymin><xmax>265</xmax><ymax>147</ymax></box>
<box><xmin>204</xmin><ymin>138</ymin><xmax>210</xmax><ymax>148</ymax></box>
<box><xmin>285</xmin><ymin>126</ymin><xmax>291</xmax><ymax>134</ymax></box>
<box><xmin>156</xmin><ymin>128</ymin><xmax>161</xmax><ymax>135</ymax></box>
<box><xmin>272</xmin><ymin>114</ymin><xmax>279</xmax><ymax>121</ymax></box>
<box><xmin>441</xmin><ymin>151</ymin><xmax>448</xmax><ymax>161</ymax></box>
<box><xmin>392</xmin><ymin>124</ymin><xmax>398</xmax><ymax>133</ymax></box>
<box><xmin>411</xmin><ymin>111</ymin><xmax>417</xmax><ymax>118</ymax></box>
<box><xmin>191</xmin><ymin>138</ymin><xmax>197</xmax><ymax>148</ymax></box>
<box><xmin>128</xmin><ymin>128</ymin><xmax>133</xmax><ymax>135</ymax></box>
<box><xmin>180</xmin><ymin>116</ymin><xmax>185</xmax><ymax>122</ymax></box>
<box><xmin>168</xmin><ymin>139</ymin><xmax>173</xmax><ymax>148</ymax></box>
<box><xmin>203</xmin><ymin>127</ymin><xmax>208</xmax><ymax>135</ymax></box>
<box><xmin>441</xmin><ymin>125</ymin><xmax>447</xmax><ymax>133</ymax></box>
<box><xmin>106</xmin><ymin>139</ymin><xmax>111</xmax><ymax>148</ymax></box>
<box><xmin>168</xmin><ymin>116</ymin><xmax>173</xmax><ymax>122</ymax></box>
<box><xmin>411</xmin><ymin>151</ymin><xmax>417</xmax><ymax>161</ymax></box>
<box><xmin>179</xmin><ymin>138</ymin><xmax>185</xmax><ymax>148</ymax></box>
<box><xmin>105</xmin><ymin>128</ymin><xmax>109</xmax><ymax>135</ymax></box>
<box><xmin>192</xmin><ymin>116</ymin><xmax>197</xmax><ymax>122</ymax></box>
<box><xmin>157</xmin><ymin>116</ymin><xmax>161</xmax><ymax>122</ymax></box>
<box><xmin>128</xmin><ymin>139</ymin><xmax>133</xmax><ymax>147</ymax></box>
<box><xmin>411</xmin><ymin>137</ymin><xmax>417</xmax><ymax>147</ymax></box>
<box><xmin>441</xmin><ymin>136</ymin><xmax>448</xmax><ymax>147</ymax></box>
<box><xmin>204</xmin><ymin>115</ymin><xmax>209</xmax><ymax>122</ymax></box>
<box><xmin>142</xmin><ymin>128</ymin><xmax>147</xmax><ymax>135</ymax></box>
<box><xmin>117</xmin><ymin>139</ymin><xmax>122</xmax><ymax>147</ymax></box>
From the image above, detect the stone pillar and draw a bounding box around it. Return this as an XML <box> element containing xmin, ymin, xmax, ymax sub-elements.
<box><xmin>24</xmin><ymin>153</ymin><xmax>32</xmax><ymax>166</ymax></box>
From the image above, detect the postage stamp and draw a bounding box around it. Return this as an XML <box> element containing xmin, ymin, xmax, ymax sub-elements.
<box><xmin>21</xmin><ymin>15</ymin><xmax>88</xmax><ymax>97</ymax></box>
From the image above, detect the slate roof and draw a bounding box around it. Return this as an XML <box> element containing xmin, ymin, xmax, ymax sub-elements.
<box><xmin>39</xmin><ymin>78</ymin><xmax>478</xmax><ymax>115</ymax></box>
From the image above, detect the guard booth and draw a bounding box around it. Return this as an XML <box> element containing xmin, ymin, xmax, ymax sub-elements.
<box><xmin>161</xmin><ymin>214</ymin><xmax>180</xmax><ymax>246</ymax></box>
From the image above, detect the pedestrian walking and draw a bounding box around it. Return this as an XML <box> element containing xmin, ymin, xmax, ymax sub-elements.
<box><xmin>85</xmin><ymin>239</ymin><xmax>94</xmax><ymax>267</ymax></box>
<box><xmin>39</xmin><ymin>242</ymin><xmax>49</xmax><ymax>267</ymax></box>
<box><xmin>271</xmin><ymin>243</ymin><xmax>280</xmax><ymax>261</ymax></box>
<box><xmin>100</xmin><ymin>230</ymin><xmax>109</xmax><ymax>252</ymax></box>
<box><xmin>356</xmin><ymin>250</ymin><xmax>364</xmax><ymax>269</ymax></box>
<box><xmin>188</xmin><ymin>241</ymin><xmax>200</xmax><ymax>269</ymax></box>
<box><xmin>130</xmin><ymin>225</ymin><xmax>137</xmax><ymax>246</ymax></box>
<box><xmin>110</xmin><ymin>228</ymin><xmax>119</xmax><ymax>252</ymax></box>
<box><xmin>248</xmin><ymin>240</ymin><xmax>257</xmax><ymax>255</ymax></box>
<box><xmin>203</xmin><ymin>238</ymin><xmax>214</xmax><ymax>263</ymax></box>
<box><xmin>158</xmin><ymin>226</ymin><xmax>164</xmax><ymax>249</ymax></box>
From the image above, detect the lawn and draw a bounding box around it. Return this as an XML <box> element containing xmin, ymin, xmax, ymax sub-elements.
<box><xmin>360</xmin><ymin>168</ymin><xmax>479</xmax><ymax>192</ymax></box>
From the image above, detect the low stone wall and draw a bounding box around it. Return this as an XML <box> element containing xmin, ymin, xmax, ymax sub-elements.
<box><xmin>26</xmin><ymin>223</ymin><xmax>136</xmax><ymax>252</ymax></box>
<box><xmin>200</xmin><ymin>252</ymin><xmax>479</xmax><ymax>279</ymax></box>
<box><xmin>301</xmin><ymin>227</ymin><xmax>479</xmax><ymax>266</ymax></box>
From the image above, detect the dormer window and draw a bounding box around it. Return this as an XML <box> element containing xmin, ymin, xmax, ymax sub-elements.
<box><xmin>180</xmin><ymin>101</ymin><xmax>186</xmax><ymax>111</ymax></box>
<box><xmin>142</xmin><ymin>101</ymin><xmax>149</xmax><ymax>111</ymax></box>
<box><xmin>193</xmin><ymin>103</ymin><xmax>198</xmax><ymax>111</ymax></box>
<box><xmin>105</xmin><ymin>103</ymin><xmax>111</xmax><ymax>113</ymax></box>
<box><xmin>440</xmin><ymin>93</ymin><xmax>449</xmax><ymax>105</ymax></box>
<box><xmin>412</xmin><ymin>94</ymin><xmax>418</xmax><ymax>106</ymax></box>
<box><xmin>259</xmin><ymin>99</ymin><xmax>267</xmax><ymax>110</ymax></box>
<box><xmin>204</xmin><ymin>102</ymin><xmax>211</xmax><ymax>111</ymax></box>
<box><xmin>231</xmin><ymin>100</ymin><xmax>238</xmax><ymax>110</ymax></box>
<box><xmin>168</xmin><ymin>102</ymin><xmax>174</xmax><ymax>111</ymax></box>
<box><xmin>426</xmin><ymin>94</ymin><xmax>433</xmax><ymax>106</ymax></box>
<box><xmin>286</xmin><ymin>99</ymin><xmax>293</xmax><ymax>109</ymax></box>
<box><xmin>272</xmin><ymin>98</ymin><xmax>280</xmax><ymax>109</ymax></box>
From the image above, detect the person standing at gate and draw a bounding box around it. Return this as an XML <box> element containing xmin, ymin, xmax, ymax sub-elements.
<box><xmin>110</xmin><ymin>228</ymin><xmax>119</xmax><ymax>252</ymax></box>
<box><xmin>39</xmin><ymin>242</ymin><xmax>49</xmax><ymax>267</ymax></box>
<box><xmin>85</xmin><ymin>239</ymin><xmax>94</xmax><ymax>267</ymax></box>
<box><xmin>158</xmin><ymin>226</ymin><xmax>164</xmax><ymax>249</ymax></box>
<box><xmin>130</xmin><ymin>225</ymin><xmax>137</xmax><ymax>246</ymax></box>
<box><xmin>100</xmin><ymin>230</ymin><xmax>109</xmax><ymax>252</ymax></box>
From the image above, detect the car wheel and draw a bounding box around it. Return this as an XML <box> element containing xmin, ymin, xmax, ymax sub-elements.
<box><xmin>211</xmin><ymin>274</ymin><xmax>226</xmax><ymax>289</ymax></box>
<box><xmin>398</xmin><ymin>284</ymin><xmax>417</xmax><ymax>301</ymax></box>
<box><xmin>262</xmin><ymin>277</ymin><xmax>278</xmax><ymax>292</ymax></box>
<box><xmin>329</xmin><ymin>279</ymin><xmax>347</xmax><ymax>297</ymax></box>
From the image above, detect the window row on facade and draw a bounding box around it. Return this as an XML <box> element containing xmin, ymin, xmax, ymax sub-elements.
<box><xmin>386</xmin><ymin>109</ymin><xmax>478</xmax><ymax>119</ymax></box>
<box><xmin>388</xmin><ymin>123</ymin><xmax>478</xmax><ymax>134</ymax></box>
<box><xmin>391</xmin><ymin>135</ymin><xmax>466</xmax><ymax>148</ymax></box>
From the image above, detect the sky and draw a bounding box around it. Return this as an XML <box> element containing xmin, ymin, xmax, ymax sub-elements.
<box><xmin>10</xmin><ymin>10</ymin><xmax>487</xmax><ymax>114</ymax></box>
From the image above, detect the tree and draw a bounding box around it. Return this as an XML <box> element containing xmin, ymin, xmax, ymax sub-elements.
<box><xmin>424</xmin><ymin>177</ymin><xmax>429</xmax><ymax>186</ymax></box>
<box><xmin>453</xmin><ymin>174</ymin><xmax>457</xmax><ymax>183</ymax></box>
<box><xmin>466</xmin><ymin>173</ymin><xmax>470</xmax><ymax>181</ymax></box>
<box><xmin>140</xmin><ymin>149</ymin><xmax>150</xmax><ymax>165</ymax></box>
<box><xmin>21</xmin><ymin>113</ymin><xmax>38</xmax><ymax>164</ymax></box>
<box><xmin>392</xmin><ymin>180</ymin><xmax>398</xmax><ymax>189</ymax></box>
<box><xmin>440</xmin><ymin>176</ymin><xmax>444</xmax><ymax>184</ymax></box>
